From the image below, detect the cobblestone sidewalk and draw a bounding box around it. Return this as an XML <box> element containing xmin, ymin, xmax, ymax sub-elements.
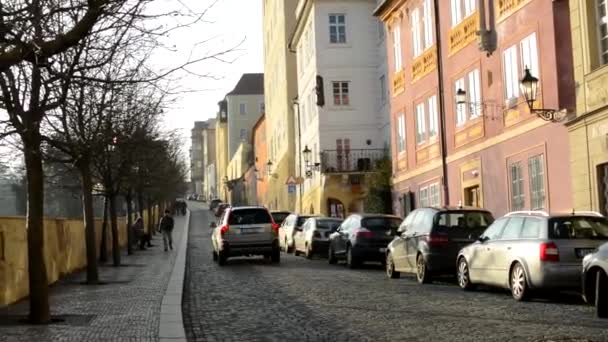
<box><xmin>0</xmin><ymin>213</ymin><xmax>188</xmax><ymax>342</ymax></box>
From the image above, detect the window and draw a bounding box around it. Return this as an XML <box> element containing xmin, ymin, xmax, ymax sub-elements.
<box><xmin>548</xmin><ymin>217</ymin><xmax>608</xmax><ymax>240</ymax></box>
<box><xmin>598</xmin><ymin>0</ymin><xmax>608</xmax><ymax>65</ymax></box>
<box><xmin>451</xmin><ymin>0</ymin><xmax>476</xmax><ymax>27</ymax></box>
<box><xmin>397</xmin><ymin>113</ymin><xmax>406</xmax><ymax>153</ymax></box>
<box><xmin>378</xmin><ymin>20</ymin><xmax>385</xmax><ymax>41</ymax></box>
<box><xmin>380</xmin><ymin>75</ymin><xmax>387</xmax><ymax>104</ymax></box>
<box><xmin>260</xmin><ymin>102</ymin><xmax>265</xmax><ymax>113</ymax></box>
<box><xmin>239</xmin><ymin>103</ymin><xmax>247</xmax><ymax>115</ymax></box>
<box><xmin>393</xmin><ymin>26</ymin><xmax>403</xmax><ymax>70</ymax></box>
<box><xmin>422</xmin><ymin>0</ymin><xmax>434</xmax><ymax>49</ymax></box>
<box><xmin>501</xmin><ymin>217</ymin><xmax>524</xmax><ymax>240</ymax></box>
<box><xmin>503</xmin><ymin>45</ymin><xmax>519</xmax><ymax>101</ymax></box>
<box><xmin>528</xmin><ymin>154</ymin><xmax>546</xmax><ymax>210</ymax></box>
<box><xmin>467</xmin><ymin>69</ymin><xmax>481</xmax><ymax>119</ymax></box>
<box><xmin>240</xmin><ymin>128</ymin><xmax>247</xmax><ymax>140</ymax></box>
<box><xmin>332</xmin><ymin>81</ymin><xmax>350</xmax><ymax>106</ymax></box>
<box><xmin>228</xmin><ymin>209</ymin><xmax>272</xmax><ymax>225</ymax></box>
<box><xmin>481</xmin><ymin>218</ymin><xmax>508</xmax><ymax>241</ymax></box>
<box><xmin>329</xmin><ymin>14</ymin><xmax>346</xmax><ymax>44</ymax></box>
<box><xmin>428</xmin><ymin>95</ymin><xmax>438</xmax><ymax>138</ymax></box>
<box><xmin>415</xmin><ymin>103</ymin><xmax>426</xmax><ymax>144</ymax></box>
<box><xmin>520</xmin><ymin>33</ymin><xmax>539</xmax><ymax>79</ymax></box>
<box><xmin>510</xmin><ymin>162</ymin><xmax>525</xmax><ymax>210</ymax></box>
<box><xmin>429</xmin><ymin>183</ymin><xmax>440</xmax><ymax>206</ymax></box>
<box><xmin>411</xmin><ymin>8</ymin><xmax>422</xmax><ymax>57</ymax></box>
<box><xmin>419</xmin><ymin>187</ymin><xmax>429</xmax><ymax>207</ymax></box>
<box><xmin>455</xmin><ymin>77</ymin><xmax>467</xmax><ymax>126</ymax></box>
<box><xmin>521</xmin><ymin>218</ymin><xmax>541</xmax><ymax>239</ymax></box>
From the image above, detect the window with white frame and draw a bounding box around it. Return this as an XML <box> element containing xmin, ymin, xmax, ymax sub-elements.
<box><xmin>332</xmin><ymin>81</ymin><xmax>350</xmax><ymax>106</ymax></box>
<box><xmin>428</xmin><ymin>95</ymin><xmax>438</xmax><ymax>138</ymax></box>
<box><xmin>429</xmin><ymin>183</ymin><xmax>440</xmax><ymax>206</ymax></box>
<box><xmin>528</xmin><ymin>154</ymin><xmax>546</xmax><ymax>210</ymax></box>
<box><xmin>419</xmin><ymin>187</ymin><xmax>429</xmax><ymax>207</ymax></box>
<box><xmin>422</xmin><ymin>0</ymin><xmax>434</xmax><ymax>50</ymax></box>
<box><xmin>329</xmin><ymin>14</ymin><xmax>346</xmax><ymax>44</ymax></box>
<box><xmin>520</xmin><ymin>33</ymin><xmax>539</xmax><ymax>79</ymax></box>
<box><xmin>503</xmin><ymin>45</ymin><xmax>520</xmax><ymax>102</ymax></box>
<box><xmin>393</xmin><ymin>26</ymin><xmax>403</xmax><ymax>70</ymax></box>
<box><xmin>455</xmin><ymin>77</ymin><xmax>467</xmax><ymax>126</ymax></box>
<box><xmin>450</xmin><ymin>0</ymin><xmax>476</xmax><ymax>27</ymax></box>
<box><xmin>240</xmin><ymin>128</ymin><xmax>247</xmax><ymax>140</ymax></box>
<box><xmin>397</xmin><ymin>114</ymin><xmax>406</xmax><ymax>153</ymax></box>
<box><xmin>415</xmin><ymin>103</ymin><xmax>426</xmax><ymax>144</ymax></box>
<box><xmin>510</xmin><ymin>162</ymin><xmax>525</xmax><ymax>210</ymax></box>
<box><xmin>239</xmin><ymin>103</ymin><xmax>247</xmax><ymax>115</ymax></box>
<box><xmin>411</xmin><ymin>8</ymin><xmax>422</xmax><ymax>57</ymax></box>
<box><xmin>598</xmin><ymin>0</ymin><xmax>608</xmax><ymax>65</ymax></box>
<box><xmin>467</xmin><ymin>69</ymin><xmax>481</xmax><ymax>119</ymax></box>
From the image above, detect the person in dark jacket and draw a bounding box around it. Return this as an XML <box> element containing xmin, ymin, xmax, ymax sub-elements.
<box><xmin>158</xmin><ymin>209</ymin><xmax>175</xmax><ymax>251</ymax></box>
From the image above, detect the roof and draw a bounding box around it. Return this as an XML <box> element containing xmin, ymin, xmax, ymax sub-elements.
<box><xmin>354</xmin><ymin>213</ymin><xmax>402</xmax><ymax>219</ymax></box>
<box><xmin>423</xmin><ymin>206</ymin><xmax>492</xmax><ymax>212</ymax></box>
<box><xmin>226</xmin><ymin>73</ymin><xmax>264</xmax><ymax>96</ymax></box>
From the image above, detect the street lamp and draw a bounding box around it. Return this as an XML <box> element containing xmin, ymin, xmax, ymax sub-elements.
<box><xmin>302</xmin><ymin>145</ymin><xmax>312</xmax><ymax>165</ymax></box>
<box><xmin>519</xmin><ymin>67</ymin><xmax>567</xmax><ymax>122</ymax></box>
<box><xmin>266</xmin><ymin>160</ymin><xmax>273</xmax><ymax>177</ymax></box>
<box><xmin>455</xmin><ymin>88</ymin><xmax>467</xmax><ymax>105</ymax></box>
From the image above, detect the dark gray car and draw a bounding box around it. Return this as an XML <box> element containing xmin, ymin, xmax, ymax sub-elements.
<box><xmin>582</xmin><ymin>241</ymin><xmax>608</xmax><ymax>318</ymax></box>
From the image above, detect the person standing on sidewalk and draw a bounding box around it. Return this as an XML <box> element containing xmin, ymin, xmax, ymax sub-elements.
<box><xmin>158</xmin><ymin>209</ymin><xmax>175</xmax><ymax>251</ymax></box>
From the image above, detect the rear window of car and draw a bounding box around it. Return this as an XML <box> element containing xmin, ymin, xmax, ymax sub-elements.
<box><xmin>362</xmin><ymin>217</ymin><xmax>402</xmax><ymax>232</ymax></box>
<box><xmin>435</xmin><ymin>211</ymin><xmax>494</xmax><ymax>231</ymax></box>
<box><xmin>316</xmin><ymin>219</ymin><xmax>342</xmax><ymax>230</ymax></box>
<box><xmin>296</xmin><ymin>216</ymin><xmax>313</xmax><ymax>227</ymax></box>
<box><xmin>272</xmin><ymin>213</ymin><xmax>290</xmax><ymax>224</ymax></box>
<box><xmin>228</xmin><ymin>209</ymin><xmax>272</xmax><ymax>225</ymax></box>
<box><xmin>548</xmin><ymin>217</ymin><xmax>608</xmax><ymax>240</ymax></box>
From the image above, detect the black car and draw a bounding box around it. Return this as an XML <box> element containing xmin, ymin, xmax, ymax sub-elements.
<box><xmin>328</xmin><ymin>214</ymin><xmax>402</xmax><ymax>268</ymax></box>
<box><xmin>386</xmin><ymin>207</ymin><xmax>494</xmax><ymax>283</ymax></box>
<box><xmin>270</xmin><ymin>211</ymin><xmax>291</xmax><ymax>225</ymax></box>
<box><xmin>209</xmin><ymin>199</ymin><xmax>222</xmax><ymax>211</ymax></box>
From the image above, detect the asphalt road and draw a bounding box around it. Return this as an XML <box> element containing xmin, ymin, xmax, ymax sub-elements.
<box><xmin>183</xmin><ymin>205</ymin><xmax>608</xmax><ymax>342</ymax></box>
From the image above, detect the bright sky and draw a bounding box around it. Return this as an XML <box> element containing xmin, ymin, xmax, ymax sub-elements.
<box><xmin>155</xmin><ymin>0</ymin><xmax>264</xmax><ymax>142</ymax></box>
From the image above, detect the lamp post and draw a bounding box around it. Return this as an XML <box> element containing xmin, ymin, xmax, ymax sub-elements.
<box><xmin>266</xmin><ymin>160</ymin><xmax>273</xmax><ymax>177</ymax></box>
<box><xmin>455</xmin><ymin>88</ymin><xmax>467</xmax><ymax>105</ymax></box>
<box><xmin>302</xmin><ymin>145</ymin><xmax>312</xmax><ymax>166</ymax></box>
<box><xmin>519</xmin><ymin>67</ymin><xmax>567</xmax><ymax>122</ymax></box>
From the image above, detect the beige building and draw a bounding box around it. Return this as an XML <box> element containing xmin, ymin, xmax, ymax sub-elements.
<box><xmin>567</xmin><ymin>0</ymin><xmax>608</xmax><ymax>214</ymax></box>
<box><xmin>215</xmin><ymin>100</ymin><xmax>229</xmax><ymax>202</ymax></box>
<box><xmin>263</xmin><ymin>0</ymin><xmax>299</xmax><ymax>211</ymax></box>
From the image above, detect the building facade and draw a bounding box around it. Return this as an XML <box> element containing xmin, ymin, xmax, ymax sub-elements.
<box><xmin>567</xmin><ymin>0</ymin><xmax>608</xmax><ymax>215</ymax></box>
<box><xmin>215</xmin><ymin>100</ymin><xmax>230</xmax><ymax>202</ymax></box>
<box><xmin>190</xmin><ymin>121</ymin><xmax>206</xmax><ymax>195</ymax></box>
<box><xmin>291</xmin><ymin>0</ymin><xmax>390</xmax><ymax>217</ymax></box>
<box><xmin>263</xmin><ymin>0</ymin><xmax>299</xmax><ymax>211</ymax></box>
<box><xmin>201</xmin><ymin>119</ymin><xmax>216</xmax><ymax>200</ymax></box>
<box><xmin>252</xmin><ymin>114</ymin><xmax>268</xmax><ymax>206</ymax></box>
<box><xmin>376</xmin><ymin>0</ymin><xmax>575</xmax><ymax>217</ymax></box>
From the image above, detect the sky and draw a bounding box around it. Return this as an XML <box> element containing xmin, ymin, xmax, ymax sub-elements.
<box><xmin>154</xmin><ymin>0</ymin><xmax>264</xmax><ymax>143</ymax></box>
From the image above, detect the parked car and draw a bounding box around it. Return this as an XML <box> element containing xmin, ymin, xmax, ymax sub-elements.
<box><xmin>209</xmin><ymin>199</ymin><xmax>222</xmax><ymax>211</ymax></box>
<box><xmin>293</xmin><ymin>217</ymin><xmax>343</xmax><ymax>259</ymax></box>
<box><xmin>270</xmin><ymin>211</ymin><xmax>291</xmax><ymax>225</ymax></box>
<box><xmin>279</xmin><ymin>214</ymin><xmax>317</xmax><ymax>253</ymax></box>
<box><xmin>214</xmin><ymin>203</ymin><xmax>229</xmax><ymax>218</ymax></box>
<box><xmin>210</xmin><ymin>206</ymin><xmax>281</xmax><ymax>265</ymax></box>
<box><xmin>328</xmin><ymin>214</ymin><xmax>402</xmax><ymax>268</ymax></box>
<box><xmin>582</xmin><ymin>241</ymin><xmax>608</xmax><ymax>318</ymax></box>
<box><xmin>456</xmin><ymin>211</ymin><xmax>608</xmax><ymax>301</ymax></box>
<box><xmin>386</xmin><ymin>207</ymin><xmax>494</xmax><ymax>283</ymax></box>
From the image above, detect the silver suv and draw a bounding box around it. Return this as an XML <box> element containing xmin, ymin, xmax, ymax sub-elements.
<box><xmin>211</xmin><ymin>206</ymin><xmax>281</xmax><ymax>265</ymax></box>
<box><xmin>456</xmin><ymin>210</ymin><xmax>608</xmax><ymax>301</ymax></box>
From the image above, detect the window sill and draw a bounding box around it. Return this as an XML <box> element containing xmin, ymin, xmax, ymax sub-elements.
<box><xmin>329</xmin><ymin>105</ymin><xmax>354</xmax><ymax>111</ymax></box>
<box><xmin>326</xmin><ymin>42</ymin><xmax>352</xmax><ymax>49</ymax></box>
<box><xmin>455</xmin><ymin>116</ymin><xmax>483</xmax><ymax>132</ymax></box>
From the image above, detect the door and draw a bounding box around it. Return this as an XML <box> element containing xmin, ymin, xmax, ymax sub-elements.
<box><xmin>392</xmin><ymin>211</ymin><xmax>418</xmax><ymax>271</ymax></box>
<box><xmin>469</xmin><ymin>218</ymin><xmax>508</xmax><ymax>283</ymax></box>
<box><xmin>485</xmin><ymin>218</ymin><xmax>523</xmax><ymax>286</ymax></box>
<box><xmin>294</xmin><ymin>220</ymin><xmax>309</xmax><ymax>252</ymax></box>
<box><xmin>332</xmin><ymin>217</ymin><xmax>352</xmax><ymax>255</ymax></box>
<box><xmin>598</xmin><ymin>163</ymin><xmax>608</xmax><ymax>216</ymax></box>
<box><xmin>404</xmin><ymin>210</ymin><xmax>429</xmax><ymax>272</ymax></box>
<box><xmin>464</xmin><ymin>185</ymin><xmax>481</xmax><ymax>207</ymax></box>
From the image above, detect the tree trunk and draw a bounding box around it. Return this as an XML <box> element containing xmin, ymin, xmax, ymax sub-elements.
<box><xmin>125</xmin><ymin>191</ymin><xmax>133</xmax><ymax>255</ymax></box>
<box><xmin>147</xmin><ymin>196</ymin><xmax>153</xmax><ymax>235</ymax></box>
<box><xmin>79</xmin><ymin>161</ymin><xmax>99</xmax><ymax>284</ymax></box>
<box><xmin>23</xmin><ymin>133</ymin><xmax>50</xmax><ymax>323</ymax></box>
<box><xmin>99</xmin><ymin>196</ymin><xmax>109</xmax><ymax>263</ymax></box>
<box><xmin>137</xmin><ymin>191</ymin><xmax>144</xmax><ymax>222</ymax></box>
<box><xmin>109</xmin><ymin>194</ymin><xmax>121</xmax><ymax>266</ymax></box>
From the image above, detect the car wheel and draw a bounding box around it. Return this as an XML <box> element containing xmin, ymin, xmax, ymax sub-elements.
<box><xmin>416</xmin><ymin>254</ymin><xmax>430</xmax><ymax>284</ymax></box>
<box><xmin>305</xmin><ymin>243</ymin><xmax>313</xmax><ymax>259</ymax></box>
<box><xmin>212</xmin><ymin>250</ymin><xmax>218</xmax><ymax>262</ymax></box>
<box><xmin>294</xmin><ymin>246</ymin><xmax>300</xmax><ymax>256</ymax></box>
<box><xmin>596</xmin><ymin>269</ymin><xmax>608</xmax><ymax>318</ymax></box>
<box><xmin>328</xmin><ymin>245</ymin><xmax>337</xmax><ymax>264</ymax></box>
<box><xmin>386</xmin><ymin>252</ymin><xmax>400</xmax><ymax>279</ymax></box>
<box><xmin>217</xmin><ymin>251</ymin><xmax>227</xmax><ymax>266</ymax></box>
<box><xmin>346</xmin><ymin>246</ymin><xmax>359</xmax><ymax>269</ymax></box>
<box><xmin>271</xmin><ymin>247</ymin><xmax>281</xmax><ymax>264</ymax></box>
<box><xmin>510</xmin><ymin>263</ymin><xmax>529</xmax><ymax>301</ymax></box>
<box><xmin>457</xmin><ymin>258</ymin><xmax>474</xmax><ymax>290</ymax></box>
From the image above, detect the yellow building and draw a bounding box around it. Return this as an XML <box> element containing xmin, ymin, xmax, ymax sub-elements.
<box><xmin>262</xmin><ymin>0</ymin><xmax>299</xmax><ymax>211</ymax></box>
<box><xmin>215</xmin><ymin>100</ymin><xmax>229</xmax><ymax>202</ymax></box>
<box><xmin>567</xmin><ymin>0</ymin><xmax>608</xmax><ymax>214</ymax></box>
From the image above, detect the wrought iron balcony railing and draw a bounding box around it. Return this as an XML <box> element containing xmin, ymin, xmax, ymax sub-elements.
<box><xmin>320</xmin><ymin>149</ymin><xmax>387</xmax><ymax>174</ymax></box>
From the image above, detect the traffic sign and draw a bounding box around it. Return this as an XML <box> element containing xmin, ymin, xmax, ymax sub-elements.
<box><xmin>286</xmin><ymin>176</ymin><xmax>297</xmax><ymax>185</ymax></box>
<box><xmin>287</xmin><ymin>184</ymin><xmax>296</xmax><ymax>193</ymax></box>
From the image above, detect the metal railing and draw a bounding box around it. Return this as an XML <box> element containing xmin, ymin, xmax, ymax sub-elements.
<box><xmin>504</xmin><ymin>210</ymin><xmax>549</xmax><ymax>217</ymax></box>
<box><xmin>320</xmin><ymin>149</ymin><xmax>387</xmax><ymax>174</ymax></box>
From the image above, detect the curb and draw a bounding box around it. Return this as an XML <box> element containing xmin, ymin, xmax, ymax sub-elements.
<box><xmin>159</xmin><ymin>209</ymin><xmax>190</xmax><ymax>342</ymax></box>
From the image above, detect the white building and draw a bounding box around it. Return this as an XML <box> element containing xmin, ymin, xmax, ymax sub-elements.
<box><xmin>290</xmin><ymin>0</ymin><xmax>389</xmax><ymax>216</ymax></box>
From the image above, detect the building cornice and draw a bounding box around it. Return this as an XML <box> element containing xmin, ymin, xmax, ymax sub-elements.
<box><xmin>288</xmin><ymin>0</ymin><xmax>313</xmax><ymax>52</ymax></box>
<box><xmin>373</xmin><ymin>0</ymin><xmax>408</xmax><ymax>21</ymax></box>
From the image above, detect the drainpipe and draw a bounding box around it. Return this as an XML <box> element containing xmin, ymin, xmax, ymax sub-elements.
<box><xmin>433</xmin><ymin>0</ymin><xmax>450</xmax><ymax>205</ymax></box>
<box><xmin>293</xmin><ymin>97</ymin><xmax>303</xmax><ymax>213</ymax></box>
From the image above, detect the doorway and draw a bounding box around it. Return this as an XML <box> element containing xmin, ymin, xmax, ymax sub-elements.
<box><xmin>464</xmin><ymin>185</ymin><xmax>481</xmax><ymax>207</ymax></box>
<box><xmin>327</xmin><ymin>198</ymin><xmax>345</xmax><ymax>218</ymax></box>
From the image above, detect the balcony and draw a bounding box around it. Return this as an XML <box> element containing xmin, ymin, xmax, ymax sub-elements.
<box><xmin>320</xmin><ymin>149</ymin><xmax>387</xmax><ymax>174</ymax></box>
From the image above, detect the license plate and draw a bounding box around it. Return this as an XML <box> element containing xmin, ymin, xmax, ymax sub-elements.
<box><xmin>241</xmin><ymin>227</ymin><xmax>262</xmax><ymax>234</ymax></box>
<box><xmin>576</xmin><ymin>248</ymin><xmax>595</xmax><ymax>258</ymax></box>
<box><xmin>379</xmin><ymin>248</ymin><xmax>386</xmax><ymax>253</ymax></box>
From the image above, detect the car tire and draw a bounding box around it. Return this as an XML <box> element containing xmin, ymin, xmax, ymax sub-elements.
<box><xmin>328</xmin><ymin>245</ymin><xmax>337</xmax><ymax>264</ymax></box>
<box><xmin>596</xmin><ymin>269</ymin><xmax>608</xmax><ymax>318</ymax></box>
<box><xmin>386</xmin><ymin>252</ymin><xmax>400</xmax><ymax>279</ymax></box>
<box><xmin>510</xmin><ymin>263</ymin><xmax>529</xmax><ymax>301</ymax></box>
<box><xmin>457</xmin><ymin>257</ymin><xmax>474</xmax><ymax>290</ymax></box>
<box><xmin>271</xmin><ymin>247</ymin><xmax>281</xmax><ymax>264</ymax></box>
<box><xmin>212</xmin><ymin>250</ymin><xmax>218</xmax><ymax>262</ymax></box>
<box><xmin>346</xmin><ymin>246</ymin><xmax>359</xmax><ymax>269</ymax></box>
<box><xmin>218</xmin><ymin>251</ymin><xmax>227</xmax><ymax>266</ymax></box>
<box><xmin>305</xmin><ymin>244</ymin><xmax>313</xmax><ymax>259</ymax></box>
<box><xmin>294</xmin><ymin>247</ymin><xmax>300</xmax><ymax>256</ymax></box>
<box><xmin>416</xmin><ymin>254</ymin><xmax>431</xmax><ymax>284</ymax></box>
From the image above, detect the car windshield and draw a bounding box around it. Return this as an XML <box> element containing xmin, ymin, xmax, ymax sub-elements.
<box><xmin>361</xmin><ymin>217</ymin><xmax>402</xmax><ymax>232</ymax></box>
<box><xmin>435</xmin><ymin>211</ymin><xmax>494</xmax><ymax>237</ymax></box>
<box><xmin>316</xmin><ymin>219</ymin><xmax>342</xmax><ymax>230</ymax></box>
<box><xmin>548</xmin><ymin>217</ymin><xmax>608</xmax><ymax>240</ymax></box>
<box><xmin>271</xmin><ymin>213</ymin><xmax>289</xmax><ymax>224</ymax></box>
<box><xmin>228</xmin><ymin>209</ymin><xmax>272</xmax><ymax>225</ymax></box>
<box><xmin>297</xmin><ymin>216</ymin><xmax>314</xmax><ymax>227</ymax></box>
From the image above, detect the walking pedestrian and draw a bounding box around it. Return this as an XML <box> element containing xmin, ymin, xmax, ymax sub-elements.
<box><xmin>158</xmin><ymin>209</ymin><xmax>175</xmax><ymax>252</ymax></box>
<box><xmin>133</xmin><ymin>216</ymin><xmax>146</xmax><ymax>250</ymax></box>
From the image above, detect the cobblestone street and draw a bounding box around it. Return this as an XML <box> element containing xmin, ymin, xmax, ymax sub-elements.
<box><xmin>183</xmin><ymin>207</ymin><xmax>608</xmax><ymax>342</ymax></box>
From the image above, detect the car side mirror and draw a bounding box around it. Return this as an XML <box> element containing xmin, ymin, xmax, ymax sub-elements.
<box><xmin>210</xmin><ymin>222</ymin><xmax>217</xmax><ymax>228</ymax></box>
<box><xmin>477</xmin><ymin>235</ymin><xmax>488</xmax><ymax>243</ymax></box>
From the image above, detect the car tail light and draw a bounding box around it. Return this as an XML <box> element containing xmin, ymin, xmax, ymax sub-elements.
<box><xmin>540</xmin><ymin>242</ymin><xmax>559</xmax><ymax>262</ymax></box>
<box><xmin>272</xmin><ymin>223</ymin><xmax>280</xmax><ymax>232</ymax></box>
<box><xmin>220</xmin><ymin>224</ymin><xmax>229</xmax><ymax>237</ymax></box>
<box><xmin>355</xmin><ymin>229</ymin><xmax>374</xmax><ymax>239</ymax></box>
<box><xmin>426</xmin><ymin>233</ymin><xmax>448</xmax><ymax>247</ymax></box>
<box><xmin>313</xmin><ymin>231</ymin><xmax>321</xmax><ymax>238</ymax></box>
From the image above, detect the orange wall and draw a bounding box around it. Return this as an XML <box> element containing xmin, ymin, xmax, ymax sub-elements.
<box><xmin>253</xmin><ymin>115</ymin><xmax>268</xmax><ymax>205</ymax></box>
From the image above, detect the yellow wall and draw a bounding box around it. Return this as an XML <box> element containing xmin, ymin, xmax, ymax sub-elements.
<box><xmin>300</xmin><ymin>176</ymin><xmax>367</xmax><ymax>217</ymax></box>
<box><xmin>215</xmin><ymin>119</ymin><xmax>229</xmax><ymax>202</ymax></box>
<box><xmin>0</xmin><ymin>208</ymin><xmax>158</xmax><ymax>306</ymax></box>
